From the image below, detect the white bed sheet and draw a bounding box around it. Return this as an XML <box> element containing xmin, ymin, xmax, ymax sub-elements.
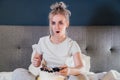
<box><xmin>0</xmin><ymin>70</ymin><xmax>120</xmax><ymax>80</ymax></box>
<box><xmin>0</xmin><ymin>72</ymin><xmax>12</xmax><ymax>80</ymax></box>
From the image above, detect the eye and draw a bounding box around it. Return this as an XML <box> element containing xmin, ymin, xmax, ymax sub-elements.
<box><xmin>51</xmin><ymin>21</ymin><xmax>55</xmax><ymax>25</ymax></box>
<box><xmin>59</xmin><ymin>21</ymin><xmax>63</xmax><ymax>25</ymax></box>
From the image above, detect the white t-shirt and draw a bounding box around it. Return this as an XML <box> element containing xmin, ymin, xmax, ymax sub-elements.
<box><xmin>36</xmin><ymin>36</ymin><xmax>81</xmax><ymax>67</ymax></box>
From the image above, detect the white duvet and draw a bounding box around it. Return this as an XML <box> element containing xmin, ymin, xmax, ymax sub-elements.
<box><xmin>0</xmin><ymin>72</ymin><xmax>12</xmax><ymax>80</ymax></box>
<box><xmin>0</xmin><ymin>70</ymin><xmax>120</xmax><ymax>80</ymax></box>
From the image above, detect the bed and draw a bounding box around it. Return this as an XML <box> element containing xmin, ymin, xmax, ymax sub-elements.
<box><xmin>0</xmin><ymin>25</ymin><xmax>120</xmax><ymax>80</ymax></box>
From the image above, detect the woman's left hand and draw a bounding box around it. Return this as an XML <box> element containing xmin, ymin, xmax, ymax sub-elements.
<box><xmin>59</xmin><ymin>64</ymin><xmax>69</xmax><ymax>76</ymax></box>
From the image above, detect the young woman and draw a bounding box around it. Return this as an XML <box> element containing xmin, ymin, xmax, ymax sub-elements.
<box><xmin>12</xmin><ymin>2</ymin><xmax>88</xmax><ymax>80</ymax></box>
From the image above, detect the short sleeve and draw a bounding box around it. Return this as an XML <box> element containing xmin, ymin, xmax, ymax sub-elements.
<box><xmin>36</xmin><ymin>38</ymin><xmax>43</xmax><ymax>54</ymax></box>
<box><xmin>70</xmin><ymin>41</ymin><xmax>81</xmax><ymax>55</ymax></box>
<box><xmin>31</xmin><ymin>38</ymin><xmax>42</xmax><ymax>62</ymax></box>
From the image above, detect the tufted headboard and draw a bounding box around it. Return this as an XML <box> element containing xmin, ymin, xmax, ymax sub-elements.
<box><xmin>0</xmin><ymin>25</ymin><xmax>120</xmax><ymax>73</ymax></box>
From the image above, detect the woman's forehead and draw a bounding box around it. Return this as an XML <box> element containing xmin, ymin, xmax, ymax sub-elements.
<box><xmin>50</xmin><ymin>14</ymin><xmax>66</xmax><ymax>21</ymax></box>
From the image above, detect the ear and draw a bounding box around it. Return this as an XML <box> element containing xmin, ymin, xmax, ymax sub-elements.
<box><xmin>66</xmin><ymin>21</ymin><xmax>69</xmax><ymax>28</ymax></box>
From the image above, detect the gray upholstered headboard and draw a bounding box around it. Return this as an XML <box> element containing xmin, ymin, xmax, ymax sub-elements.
<box><xmin>0</xmin><ymin>25</ymin><xmax>120</xmax><ymax>73</ymax></box>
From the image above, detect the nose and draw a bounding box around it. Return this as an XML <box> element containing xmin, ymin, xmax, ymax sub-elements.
<box><xmin>55</xmin><ymin>23</ymin><xmax>60</xmax><ymax>30</ymax></box>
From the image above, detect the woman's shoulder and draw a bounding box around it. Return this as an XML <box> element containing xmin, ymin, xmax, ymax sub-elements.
<box><xmin>67</xmin><ymin>37</ymin><xmax>76</xmax><ymax>43</ymax></box>
<box><xmin>38</xmin><ymin>35</ymin><xmax>49</xmax><ymax>43</ymax></box>
<box><xmin>39</xmin><ymin>36</ymin><xmax>49</xmax><ymax>40</ymax></box>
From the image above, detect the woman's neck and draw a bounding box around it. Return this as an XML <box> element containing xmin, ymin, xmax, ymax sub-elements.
<box><xmin>50</xmin><ymin>35</ymin><xmax>67</xmax><ymax>44</ymax></box>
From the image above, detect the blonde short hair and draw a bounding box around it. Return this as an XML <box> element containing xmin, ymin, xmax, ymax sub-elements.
<box><xmin>49</xmin><ymin>2</ymin><xmax>71</xmax><ymax>35</ymax></box>
<box><xmin>49</xmin><ymin>2</ymin><xmax>71</xmax><ymax>22</ymax></box>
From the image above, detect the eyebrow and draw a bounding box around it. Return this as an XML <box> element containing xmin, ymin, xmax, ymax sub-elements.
<box><xmin>51</xmin><ymin>20</ymin><xmax>63</xmax><ymax>22</ymax></box>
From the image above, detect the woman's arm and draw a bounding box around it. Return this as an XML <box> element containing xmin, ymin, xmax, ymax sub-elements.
<box><xmin>73</xmin><ymin>52</ymin><xmax>83</xmax><ymax>68</ymax></box>
<box><xmin>59</xmin><ymin>52</ymin><xmax>84</xmax><ymax>76</ymax></box>
<box><xmin>32</xmin><ymin>52</ymin><xmax>42</xmax><ymax>67</ymax></box>
<box><xmin>68</xmin><ymin>52</ymin><xmax>84</xmax><ymax>75</ymax></box>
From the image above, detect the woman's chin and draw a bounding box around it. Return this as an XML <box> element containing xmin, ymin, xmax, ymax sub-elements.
<box><xmin>53</xmin><ymin>33</ymin><xmax>61</xmax><ymax>36</ymax></box>
<box><xmin>52</xmin><ymin>32</ymin><xmax>65</xmax><ymax>37</ymax></box>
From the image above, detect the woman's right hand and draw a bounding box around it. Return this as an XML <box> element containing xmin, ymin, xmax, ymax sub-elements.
<box><xmin>32</xmin><ymin>53</ymin><xmax>42</xmax><ymax>67</ymax></box>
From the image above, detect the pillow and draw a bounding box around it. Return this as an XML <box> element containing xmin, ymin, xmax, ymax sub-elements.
<box><xmin>102</xmin><ymin>70</ymin><xmax>120</xmax><ymax>80</ymax></box>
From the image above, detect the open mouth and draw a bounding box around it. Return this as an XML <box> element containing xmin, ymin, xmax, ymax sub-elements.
<box><xmin>56</xmin><ymin>31</ymin><xmax>60</xmax><ymax>33</ymax></box>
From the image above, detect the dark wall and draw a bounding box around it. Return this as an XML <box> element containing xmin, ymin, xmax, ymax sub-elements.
<box><xmin>0</xmin><ymin>0</ymin><xmax>120</xmax><ymax>26</ymax></box>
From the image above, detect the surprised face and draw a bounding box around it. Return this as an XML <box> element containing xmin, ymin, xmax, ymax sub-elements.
<box><xmin>49</xmin><ymin>14</ymin><xmax>69</xmax><ymax>37</ymax></box>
